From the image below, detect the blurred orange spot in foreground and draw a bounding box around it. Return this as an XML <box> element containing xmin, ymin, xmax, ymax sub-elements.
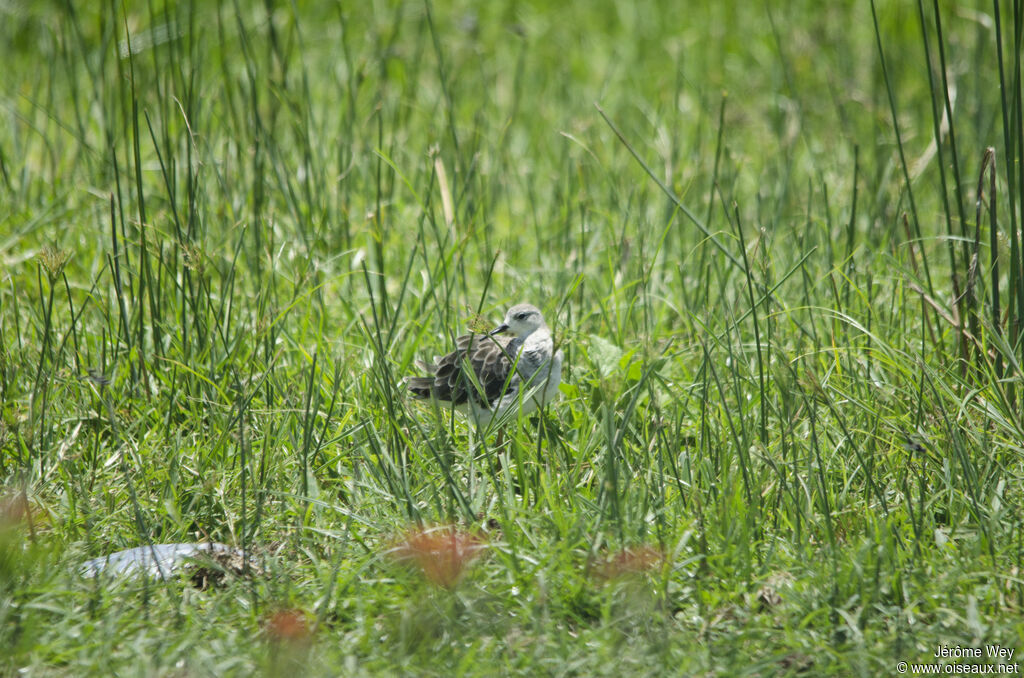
<box><xmin>389</xmin><ymin>525</ymin><xmax>486</xmax><ymax>589</ymax></box>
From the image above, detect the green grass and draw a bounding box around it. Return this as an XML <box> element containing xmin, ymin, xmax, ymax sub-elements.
<box><xmin>2</xmin><ymin>0</ymin><xmax>1024</xmax><ymax>675</ymax></box>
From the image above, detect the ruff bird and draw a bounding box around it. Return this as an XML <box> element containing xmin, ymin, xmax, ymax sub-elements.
<box><xmin>405</xmin><ymin>303</ymin><xmax>563</xmax><ymax>427</ymax></box>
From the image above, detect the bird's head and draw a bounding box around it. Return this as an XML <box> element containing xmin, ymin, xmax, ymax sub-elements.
<box><xmin>490</xmin><ymin>303</ymin><xmax>547</xmax><ymax>338</ymax></box>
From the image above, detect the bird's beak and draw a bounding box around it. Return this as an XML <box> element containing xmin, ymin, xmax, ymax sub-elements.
<box><xmin>488</xmin><ymin>323</ymin><xmax>510</xmax><ymax>336</ymax></box>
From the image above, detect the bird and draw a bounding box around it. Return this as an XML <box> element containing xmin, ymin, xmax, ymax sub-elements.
<box><xmin>405</xmin><ymin>303</ymin><xmax>563</xmax><ymax>427</ymax></box>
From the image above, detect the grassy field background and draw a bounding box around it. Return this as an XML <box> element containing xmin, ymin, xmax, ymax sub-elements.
<box><xmin>2</xmin><ymin>0</ymin><xmax>1024</xmax><ymax>675</ymax></box>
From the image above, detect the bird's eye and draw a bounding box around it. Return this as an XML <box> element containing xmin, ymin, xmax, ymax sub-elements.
<box><xmin>515</xmin><ymin>312</ymin><xmax>527</xmax><ymax>320</ymax></box>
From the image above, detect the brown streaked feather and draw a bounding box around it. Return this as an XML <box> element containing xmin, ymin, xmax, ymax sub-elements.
<box><xmin>406</xmin><ymin>332</ymin><xmax>520</xmax><ymax>407</ymax></box>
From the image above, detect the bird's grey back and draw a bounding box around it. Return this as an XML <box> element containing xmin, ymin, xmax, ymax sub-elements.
<box><xmin>406</xmin><ymin>332</ymin><xmax>519</xmax><ymax>406</ymax></box>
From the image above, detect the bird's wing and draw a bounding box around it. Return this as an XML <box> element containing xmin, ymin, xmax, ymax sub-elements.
<box><xmin>428</xmin><ymin>333</ymin><xmax>520</xmax><ymax>406</ymax></box>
